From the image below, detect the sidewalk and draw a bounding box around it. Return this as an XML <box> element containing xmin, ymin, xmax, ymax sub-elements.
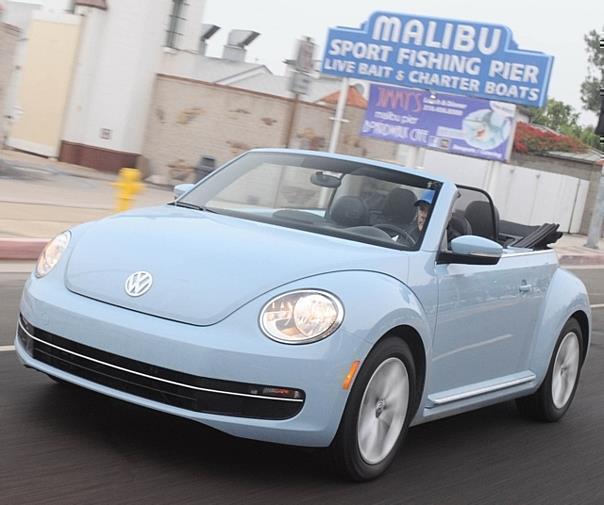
<box><xmin>0</xmin><ymin>150</ymin><xmax>171</xmax><ymax>258</ymax></box>
<box><xmin>1</xmin><ymin>150</ymin><xmax>604</xmax><ymax>264</ymax></box>
<box><xmin>553</xmin><ymin>234</ymin><xmax>604</xmax><ymax>266</ymax></box>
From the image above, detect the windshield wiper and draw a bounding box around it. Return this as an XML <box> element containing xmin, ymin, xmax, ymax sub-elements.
<box><xmin>171</xmin><ymin>201</ymin><xmax>217</xmax><ymax>213</ymax></box>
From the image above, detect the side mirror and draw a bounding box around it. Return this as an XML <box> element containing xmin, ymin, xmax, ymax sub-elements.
<box><xmin>438</xmin><ymin>235</ymin><xmax>503</xmax><ymax>265</ymax></box>
<box><xmin>173</xmin><ymin>183</ymin><xmax>194</xmax><ymax>199</ymax></box>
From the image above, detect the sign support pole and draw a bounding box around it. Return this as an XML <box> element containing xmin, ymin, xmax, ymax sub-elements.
<box><xmin>284</xmin><ymin>93</ymin><xmax>299</xmax><ymax>148</ymax></box>
<box><xmin>328</xmin><ymin>78</ymin><xmax>349</xmax><ymax>153</ymax></box>
<box><xmin>406</xmin><ymin>146</ymin><xmax>418</xmax><ymax>168</ymax></box>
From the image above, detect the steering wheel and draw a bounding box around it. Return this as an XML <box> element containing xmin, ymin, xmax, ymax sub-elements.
<box><xmin>373</xmin><ymin>223</ymin><xmax>416</xmax><ymax>246</ymax></box>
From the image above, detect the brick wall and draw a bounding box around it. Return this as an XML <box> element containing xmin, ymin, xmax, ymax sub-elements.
<box><xmin>0</xmin><ymin>23</ymin><xmax>20</xmax><ymax>145</ymax></box>
<box><xmin>142</xmin><ymin>74</ymin><xmax>397</xmax><ymax>182</ymax></box>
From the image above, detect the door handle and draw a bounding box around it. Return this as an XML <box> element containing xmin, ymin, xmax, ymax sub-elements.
<box><xmin>519</xmin><ymin>283</ymin><xmax>532</xmax><ymax>293</ymax></box>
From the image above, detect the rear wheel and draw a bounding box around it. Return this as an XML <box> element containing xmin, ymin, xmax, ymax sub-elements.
<box><xmin>516</xmin><ymin>319</ymin><xmax>583</xmax><ymax>422</ymax></box>
<box><xmin>329</xmin><ymin>338</ymin><xmax>417</xmax><ymax>481</ymax></box>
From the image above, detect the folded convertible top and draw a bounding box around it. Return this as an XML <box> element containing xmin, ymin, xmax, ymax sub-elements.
<box><xmin>510</xmin><ymin>223</ymin><xmax>562</xmax><ymax>250</ymax></box>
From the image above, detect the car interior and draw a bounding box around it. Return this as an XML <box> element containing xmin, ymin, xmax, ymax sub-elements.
<box><xmin>451</xmin><ymin>185</ymin><xmax>563</xmax><ymax>251</ymax></box>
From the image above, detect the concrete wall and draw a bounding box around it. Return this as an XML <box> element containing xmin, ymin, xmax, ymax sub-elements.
<box><xmin>7</xmin><ymin>11</ymin><xmax>80</xmax><ymax>156</ymax></box>
<box><xmin>511</xmin><ymin>152</ymin><xmax>601</xmax><ymax>234</ymax></box>
<box><xmin>0</xmin><ymin>22</ymin><xmax>19</xmax><ymax>145</ymax></box>
<box><xmin>3</xmin><ymin>1</ymin><xmax>42</xmax><ymax>29</ymax></box>
<box><xmin>2</xmin><ymin>1</ymin><xmax>42</xmax><ymax>149</ymax></box>
<box><xmin>142</xmin><ymin>74</ymin><xmax>397</xmax><ymax>182</ymax></box>
<box><xmin>419</xmin><ymin>149</ymin><xmax>589</xmax><ymax>234</ymax></box>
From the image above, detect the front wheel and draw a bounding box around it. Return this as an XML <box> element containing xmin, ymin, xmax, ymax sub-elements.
<box><xmin>516</xmin><ymin>318</ymin><xmax>583</xmax><ymax>422</ymax></box>
<box><xmin>329</xmin><ymin>338</ymin><xmax>417</xmax><ymax>481</ymax></box>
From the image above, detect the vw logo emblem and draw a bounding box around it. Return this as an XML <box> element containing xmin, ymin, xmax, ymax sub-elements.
<box><xmin>124</xmin><ymin>271</ymin><xmax>153</xmax><ymax>297</ymax></box>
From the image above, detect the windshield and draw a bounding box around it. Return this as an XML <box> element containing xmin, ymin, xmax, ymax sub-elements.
<box><xmin>179</xmin><ymin>152</ymin><xmax>440</xmax><ymax>250</ymax></box>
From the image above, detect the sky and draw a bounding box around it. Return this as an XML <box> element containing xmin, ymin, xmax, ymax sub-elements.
<box><xmin>203</xmin><ymin>0</ymin><xmax>603</xmax><ymax>126</ymax></box>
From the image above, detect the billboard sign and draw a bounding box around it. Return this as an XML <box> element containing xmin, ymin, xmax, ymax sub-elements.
<box><xmin>362</xmin><ymin>83</ymin><xmax>516</xmax><ymax>161</ymax></box>
<box><xmin>321</xmin><ymin>12</ymin><xmax>553</xmax><ymax>107</ymax></box>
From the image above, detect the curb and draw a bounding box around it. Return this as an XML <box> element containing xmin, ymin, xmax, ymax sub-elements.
<box><xmin>558</xmin><ymin>254</ymin><xmax>604</xmax><ymax>266</ymax></box>
<box><xmin>0</xmin><ymin>239</ymin><xmax>48</xmax><ymax>260</ymax></box>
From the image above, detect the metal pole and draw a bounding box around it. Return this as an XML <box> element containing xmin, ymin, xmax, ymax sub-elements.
<box><xmin>328</xmin><ymin>77</ymin><xmax>349</xmax><ymax>153</ymax></box>
<box><xmin>585</xmin><ymin>169</ymin><xmax>604</xmax><ymax>249</ymax></box>
<box><xmin>284</xmin><ymin>93</ymin><xmax>299</xmax><ymax>148</ymax></box>
<box><xmin>406</xmin><ymin>146</ymin><xmax>418</xmax><ymax>168</ymax></box>
<box><xmin>415</xmin><ymin>147</ymin><xmax>426</xmax><ymax>169</ymax></box>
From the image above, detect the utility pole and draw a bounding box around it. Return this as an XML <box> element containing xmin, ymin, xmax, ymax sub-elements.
<box><xmin>587</xmin><ymin>39</ymin><xmax>604</xmax><ymax>249</ymax></box>
<box><xmin>585</xmin><ymin>166</ymin><xmax>604</xmax><ymax>248</ymax></box>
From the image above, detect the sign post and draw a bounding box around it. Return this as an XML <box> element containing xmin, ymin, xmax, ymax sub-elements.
<box><xmin>285</xmin><ymin>37</ymin><xmax>316</xmax><ymax>148</ymax></box>
<box><xmin>328</xmin><ymin>78</ymin><xmax>349</xmax><ymax>152</ymax></box>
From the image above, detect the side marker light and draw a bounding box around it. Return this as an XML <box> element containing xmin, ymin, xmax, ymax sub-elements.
<box><xmin>342</xmin><ymin>360</ymin><xmax>361</xmax><ymax>390</ymax></box>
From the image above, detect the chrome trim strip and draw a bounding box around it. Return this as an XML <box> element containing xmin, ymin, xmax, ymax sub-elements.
<box><xmin>430</xmin><ymin>374</ymin><xmax>536</xmax><ymax>406</ymax></box>
<box><xmin>18</xmin><ymin>320</ymin><xmax>302</xmax><ymax>403</ymax></box>
<box><xmin>501</xmin><ymin>250</ymin><xmax>557</xmax><ymax>258</ymax></box>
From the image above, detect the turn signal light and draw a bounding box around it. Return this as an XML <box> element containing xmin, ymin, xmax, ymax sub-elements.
<box><xmin>342</xmin><ymin>360</ymin><xmax>361</xmax><ymax>390</ymax></box>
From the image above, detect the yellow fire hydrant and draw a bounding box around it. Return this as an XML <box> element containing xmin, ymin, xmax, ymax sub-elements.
<box><xmin>113</xmin><ymin>168</ymin><xmax>143</xmax><ymax>212</ymax></box>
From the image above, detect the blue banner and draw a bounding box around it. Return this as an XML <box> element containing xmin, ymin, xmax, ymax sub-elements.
<box><xmin>362</xmin><ymin>84</ymin><xmax>516</xmax><ymax>161</ymax></box>
<box><xmin>321</xmin><ymin>12</ymin><xmax>553</xmax><ymax>107</ymax></box>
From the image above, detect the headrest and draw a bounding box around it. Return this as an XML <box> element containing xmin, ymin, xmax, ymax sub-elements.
<box><xmin>465</xmin><ymin>201</ymin><xmax>499</xmax><ymax>239</ymax></box>
<box><xmin>448</xmin><ymin>212</ymin><xmax>472</xmax><ymax>239</ymax></box>
<box><xmin>330</xmin><ymin>196</ymin><xmax>369</xmax><ymax>227</ymax></box>
<box><xmin>382</xmin><ymin>188</ymin><xmax>416</xmax><ymax>224</ymax></box>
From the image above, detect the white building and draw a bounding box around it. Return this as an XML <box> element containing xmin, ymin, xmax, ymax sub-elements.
<box><xmin>3</xmin><ymin>0</ymin><xmax>349</xmax><ymax>171</ymax></box>
<box><xmin>5</xmin><ymin>0</ymin><xmax>212</xmax><ymax>170</ymax></box>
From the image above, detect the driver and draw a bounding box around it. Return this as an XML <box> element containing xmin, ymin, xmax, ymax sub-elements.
<box><xmin>404</xmin><ymin>190</ymin><xmax>434</xmax><ymax>244</ymax></box>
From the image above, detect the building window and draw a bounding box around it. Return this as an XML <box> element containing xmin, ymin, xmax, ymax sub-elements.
<box><xmin>166</xmin><ymin>0</ymin><xmax>186</xmax><ymax>49</ymax></box>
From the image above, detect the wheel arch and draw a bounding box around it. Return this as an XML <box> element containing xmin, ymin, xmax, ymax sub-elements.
<box><xmin>570</xmin><ymin>309</ymin><xmax>590</xmax><ymax>364</ymax></box>
<box><xmin>529</xmin><ymin>267</ymin><xmax>591</xmax><ymax>383</ymax></box>
<box><xmin>374</xmin><ymin>324</ymin><xmax>427</xmax><ymax>415</ymax></box>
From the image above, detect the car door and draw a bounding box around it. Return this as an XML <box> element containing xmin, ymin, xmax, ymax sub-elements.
<box><xmin>426</xmin><ymin>187</ymin><xmax>551</xmax><ymax>403</ymax></box>
<box><xmin>428</xmin><ymin>255</ymin><xmax>543</xmax><ymax>400</ymax></box>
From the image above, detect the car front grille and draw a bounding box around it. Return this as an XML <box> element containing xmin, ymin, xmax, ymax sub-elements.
<box><xmin>18</xmin><ymin>315</ymin><xmax>305</xmax><ymax>420</ymax></box>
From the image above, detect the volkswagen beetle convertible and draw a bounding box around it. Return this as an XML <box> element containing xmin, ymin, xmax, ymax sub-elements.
<box><xmin>16</xmin><ymin>149</ymin><xmax>591</xmax><ymax>481</ymax></box>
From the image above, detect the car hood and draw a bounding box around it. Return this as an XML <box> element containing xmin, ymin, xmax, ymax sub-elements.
<box><xmin>65</xmin><ymin>206</ymin><xmax>405</xmax><ymax>326</ymax></box>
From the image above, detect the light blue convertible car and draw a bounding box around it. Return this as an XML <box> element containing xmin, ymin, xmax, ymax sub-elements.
<box><xmin>16</xmin><ymin>149</ymin><xmax>591</xmax><ymax>481</ymax></box>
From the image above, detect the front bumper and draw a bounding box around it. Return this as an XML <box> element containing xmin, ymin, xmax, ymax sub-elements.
<box><xmin>17</xmin><ymin>274</ymin><xmax>370</xmax><ymax>447</ymax></box>
<box><xmin>17</xmin><ymin>315</ymin><xmax>305</xmax><ymax>420</ymax></box>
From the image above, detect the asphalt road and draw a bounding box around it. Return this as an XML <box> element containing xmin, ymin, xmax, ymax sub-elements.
<box><xmin>1</xmin><ymin>267</ymin><xmax>603</xmax><ymax>505</ymax></box>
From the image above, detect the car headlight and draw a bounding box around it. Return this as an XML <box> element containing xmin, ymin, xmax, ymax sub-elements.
<box><xmin>35</xmin><ymin>231</ymin><xmax>71</xmax><ymax>278</ymax></box>
<box><xmin>260</xmin><ymin>290</ymin><xmax>344</xmax><ymax>344</ymax></box>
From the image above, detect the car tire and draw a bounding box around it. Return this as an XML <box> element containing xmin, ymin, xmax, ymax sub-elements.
<box><xmin>329</xmin><ymin>337</ymin><xmax>417</xmax><ymax>481</ymax></box>
<box><xmin>516</xmin><ymin>318</ymin><xmax>583</xmax><ymax>422</ymax></box>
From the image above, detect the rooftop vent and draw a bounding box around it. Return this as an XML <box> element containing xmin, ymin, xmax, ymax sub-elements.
<box><xmin>222</xmin><ymin>29</ymin><xmax>260</xmax><ymax>62</ymax></box>
<box><xmin>199</xmin><ymin>23</ymin><xmax>220</xmax><ymax>55</ymax></box>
